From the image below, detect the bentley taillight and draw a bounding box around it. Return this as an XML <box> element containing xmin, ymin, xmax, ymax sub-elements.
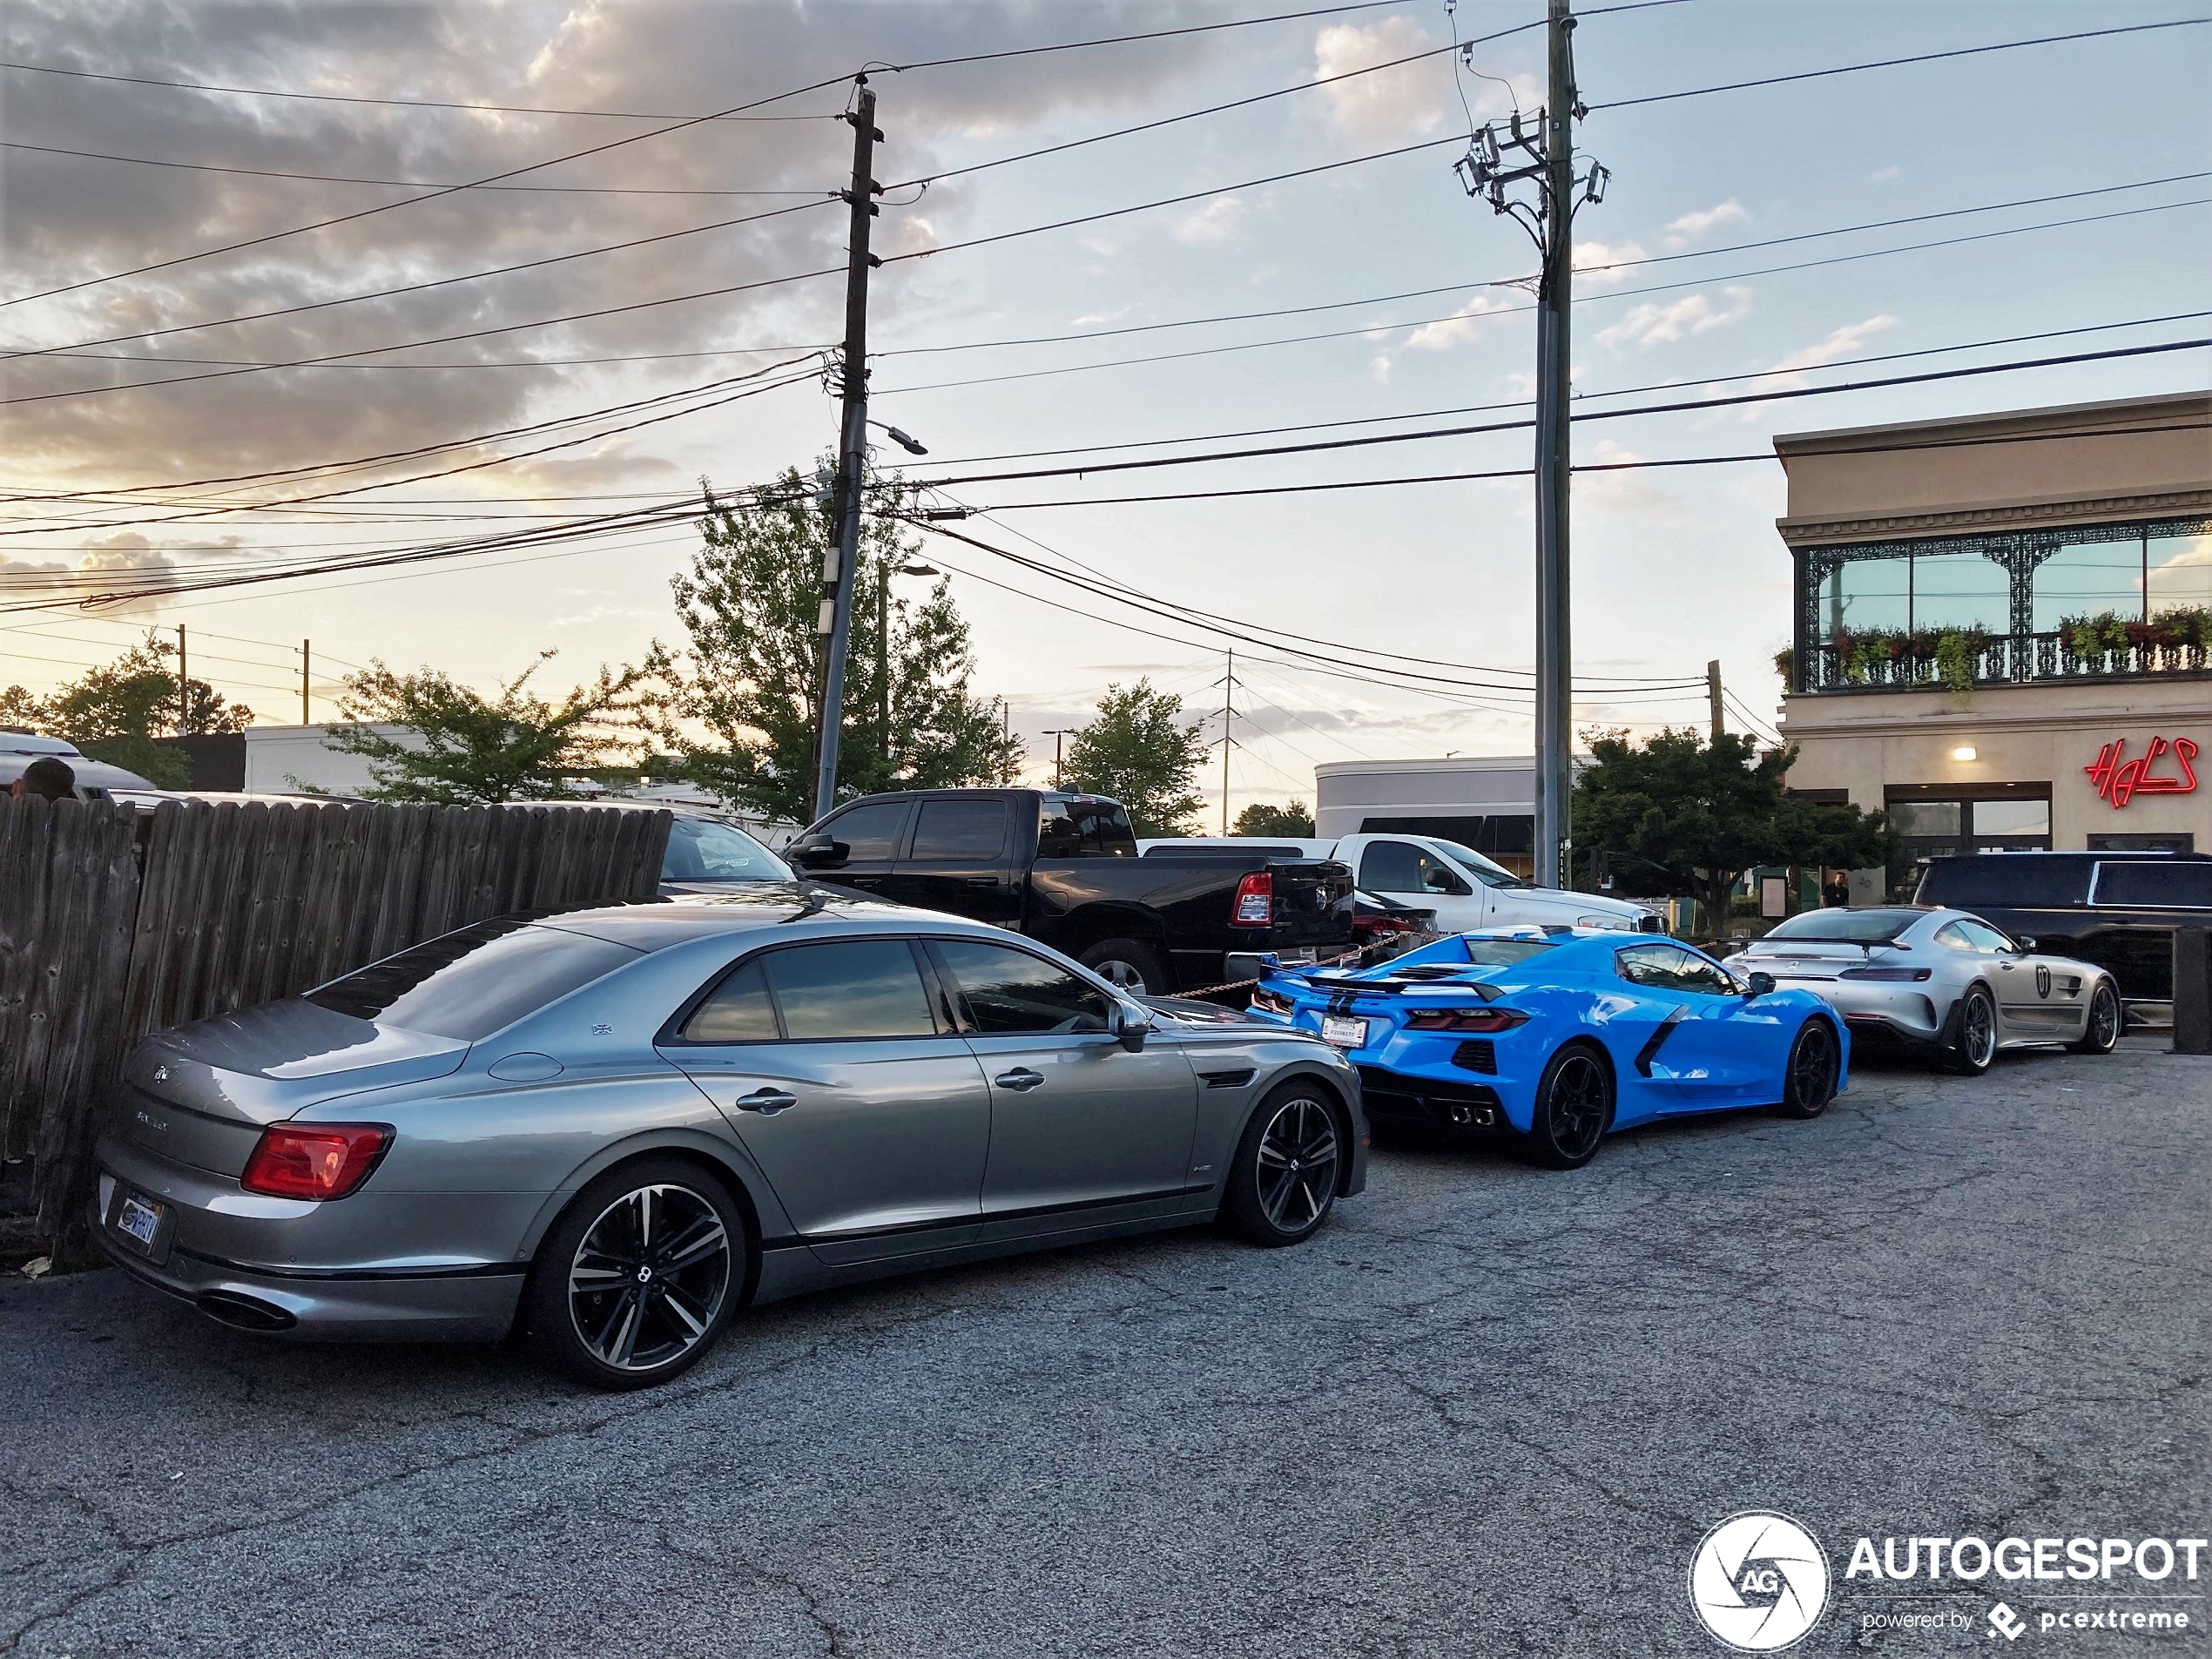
<box><xmin>240</xmin><ymin>1124</ymin><xmax>392</xmax><ymax>1200</ymax></box>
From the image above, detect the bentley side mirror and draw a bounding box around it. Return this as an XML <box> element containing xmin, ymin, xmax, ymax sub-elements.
<box><xmin>1744</xmin><ymin>971</ymin><xmax>1777</xmax><ymax>999</ymax></box>
<box><xmin>1112</xmin><ymin>1005</ymin><xmax>1152</xmax><ymax>1053</ymax></box>
<box><xmin>790</xmin><ymin>839</ymin><xmax>849</xmax><ymax>869</ymax></box>
<box><xmin>2015</xmin><ymin>937</ymin><xmax>2037</xmax><ymax>953</ymax></box>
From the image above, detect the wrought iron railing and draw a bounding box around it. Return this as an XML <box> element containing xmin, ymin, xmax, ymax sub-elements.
<box><xmin>1796</xmin><ymin>631</ymin><xmax>2210</xmax><ymax>694</ymax></box>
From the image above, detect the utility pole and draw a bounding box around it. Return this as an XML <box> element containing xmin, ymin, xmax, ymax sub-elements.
<box><xmin>1042</xmin><ymin>729</ymin><xmax>1073</xmax><ymax>791</ymax></box>
<box><xmin>1212</xmin><ymin>649</ymin><xmax>1242</xmax><ymax>835</ymax></box>
<box><xmin>1455</xmin><ymin>0</ymin><xmax>1606</xmax><ymax>888</ymax></box>
<box><xmin>1707</xmin><ymin>659</ymin><xmax>1725</xmax><ymax>742</ymax></box>
<box><xmin>300</xmin><ymin>639</ymin><xmax>311</xmax><ymax>725</ymax></box>
<box><xmin>175</xmin><ymin>624</ymin><xmax>187</xmax><ymax>736</ymax></box>
<box><xmin>810</xmin><ymin>78</ymin><xmax>883</xmax><ymax>824</ymax></box>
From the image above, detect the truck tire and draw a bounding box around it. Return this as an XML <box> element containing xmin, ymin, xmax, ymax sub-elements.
<box><xmin>1078</xmin><ymin>937</ymin><xmax>1168</xmax><ymax>995</ymax></box>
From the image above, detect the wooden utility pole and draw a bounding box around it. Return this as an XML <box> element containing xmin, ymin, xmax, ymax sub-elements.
<box><xmin>1708</xmin><ymin>659</ymin><xmax>1724</xmax><ymax>741</ymax></box>
<box><xmin>176</xmin><ymin>624</ymin><xmax>188</xmax><ymax>736</ymax></box>
<box><xmin>1532</xmin><ymin>0</ymin><xmax>1577</xmax><ymax>889</ymax></box>
<box><xmin>300</xmin><ymin>639</ymin><xmax>310</xmax><ymax>725</ymax></box>
<box><xmin>810</xmin><ymin>80</ymin><xmax>882</xmax><ymax>823</ymax></box>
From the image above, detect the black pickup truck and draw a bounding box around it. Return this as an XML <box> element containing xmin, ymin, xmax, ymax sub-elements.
<box><xmin>786</xmin><ymin>788</ymin><xmax>1356</xmax><ymax>995</ymax></box>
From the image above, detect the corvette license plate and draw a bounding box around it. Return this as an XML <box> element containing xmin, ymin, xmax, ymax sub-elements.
<box><xmin>1321</xmin><ymin>1015</ymin><xmax>1369</xmax><ymax>1049</ymax></box>
<box><xmin>116</xmin><ymin>1191</ymin><xmax>164</xmax><ymax>1251</ymax></box>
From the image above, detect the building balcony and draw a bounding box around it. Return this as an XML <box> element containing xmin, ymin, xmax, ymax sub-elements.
<box><xmin>1791</xmin><ymin>629</ymin><xmax>2210</xmax><ymax>695</ymax></box>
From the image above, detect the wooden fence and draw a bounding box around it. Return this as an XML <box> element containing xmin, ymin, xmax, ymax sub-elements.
<box><xmin>0</xmin><ymin>797</ymin><xmax>671</xmax><ymax>1248</ymax></box>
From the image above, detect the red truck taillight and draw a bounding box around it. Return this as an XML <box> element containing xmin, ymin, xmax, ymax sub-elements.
<box><xmin>1231</xmin><ymin>871</ymin><xmax>1273</xmax><ymax>926</ymax></box>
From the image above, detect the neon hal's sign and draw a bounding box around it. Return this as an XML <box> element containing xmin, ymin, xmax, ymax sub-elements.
<box><xmin>2085</xmin><ymin>736</ymin><xmax>2199</xmax><ymax>808</ymax></box>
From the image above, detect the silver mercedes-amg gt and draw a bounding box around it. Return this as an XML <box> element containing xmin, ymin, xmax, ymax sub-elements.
<box><xmin>91</xmin><ymin>893</ymin><xmax>1366</xmax><ymax>1388</ymax></box>
<box><xmin>1730</xmin><ymin>906</ymin><xmax>2122</xmax><ymax>1074</ymax></box>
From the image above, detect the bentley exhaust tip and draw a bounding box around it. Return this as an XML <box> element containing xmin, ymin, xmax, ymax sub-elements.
<box><xmin>196</xmin><ymin>1289</ymin><xmax>297</xmax><ymax>1332</ymax></box>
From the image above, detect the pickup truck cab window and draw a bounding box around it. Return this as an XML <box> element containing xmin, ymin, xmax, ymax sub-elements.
<box><xmin>911</xmin><ymin>799</ymin><xmax>1010</xmax><ymax>860</ymax></box>
<box><xmin>1039</xmin><ymin>796</ymin><xmax>1136</xmax><ymax>858</ymax></box>
<box><xmin>1359</xmin><ymin>840</ymin><xmax>1470</xmax><ymax>897</ymax></box>
<box><xmin>933</xmin><ymin>939</ymin><xmax>1114</xmax><ymax>1035</ymax></box>
<box><xmin>1428</xmin><ymin>839</ymin><xmax>1523</xmax><ymax>889</ymax></box>
<box><xmin>816</xmin><ymin>800</ymin><xmax>911</xmax><ymax>861</ymax></box>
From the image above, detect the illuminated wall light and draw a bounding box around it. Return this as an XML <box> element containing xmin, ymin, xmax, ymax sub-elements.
<box><xmin>1952</xmin><ymin>745</ymin><xmax>1979</xmax><ymax>762</ymax></box>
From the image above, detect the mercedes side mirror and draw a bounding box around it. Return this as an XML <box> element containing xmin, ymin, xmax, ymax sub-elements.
<box><xmin>1112</xmin><ymin>1004</ymin><xmax>1153</xmax><ymax>1053</ymax></box>
<box><xmin>1744</xmin><ymin>971</ymin><xmax>1777</xmax><ymax>999</ymax></box>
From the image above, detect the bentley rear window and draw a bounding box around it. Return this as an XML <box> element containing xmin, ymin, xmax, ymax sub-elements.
<box><xmin>307</xmin><ymin>920</ymin><xmax>641</xmax><ymax>1040</ymax></box>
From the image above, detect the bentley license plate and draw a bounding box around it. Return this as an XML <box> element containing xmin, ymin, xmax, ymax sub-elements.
<box><xmin>1321</xmin><ymin>1015</ymin><xmax>1368</xmax><ymax>1049</ymax></box>
<box><xmin>117</xmin><ymin>1192</ymin><xmax>164</xmax><ymax>1251</ymax></box>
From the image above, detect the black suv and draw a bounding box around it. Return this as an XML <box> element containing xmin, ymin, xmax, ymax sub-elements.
<box><xmin>1914</xmin><ymin>852</ymin><xmax>2212</xmax><ymax>998</ymax></box>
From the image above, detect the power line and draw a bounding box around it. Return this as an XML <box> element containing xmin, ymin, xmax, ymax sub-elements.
<box><xmin>1</xmin><ymin>353</ymin><xmax>821</xmax><ymax>504</ymax></box>
<box><xmin>882</xmin><ymin>19</ymin><xmax>1541</xmax><ymax>192</ymax></box>
<box><xmin>0</xmin><ymin>139</ymin><xmax>840</xmax><ymax>195</ymax></box>
<box><xmin>3</xmin><ymin>199</ymin><xmax>839</xmax><ymax>368</ymax></box>
<box><xmin>960</xmin><ymin>416</ymin><xmax>2212</xmax><ymax>511</ymax></box>
<box><xmin>0</xmin><ymin>71</ymin><xmax>858</xmax><ymax>309</ymax></box>
<box><xmin>876</xmin><ymin>1</ymin><xmax>1415</xmax><ymax>75</ymax></box>
<box><xmin>0</xmin><ymin>57</ymin><xmax>843</xmax><ymax>119</ymax></box>
<box><xmin>897</xmin><ymin>337</ymin><xmax>2211</xmax><ymax>490</ymax></box>
<box><xmin>1588</xmin><ymin>18</ymin><xmax>2211</xmax><ymax>112</ymax></box>
<box><xmin>873</xmin><ymin>194</ymin><xmax>2211</xmax><ymax>396</ymax></box>
<box><xmin>896</xmin><ymin>310</ymin><xmax>2212</xmax><ymax>469</ymax></box>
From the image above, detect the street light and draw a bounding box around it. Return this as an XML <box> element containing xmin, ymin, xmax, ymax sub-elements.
<box><xmin>869</xmin><ymin>420</ymin><xmax>928</xmax><ymax>455</ymax></box>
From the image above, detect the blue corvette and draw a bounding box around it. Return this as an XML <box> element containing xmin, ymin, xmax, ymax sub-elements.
<box><xmin>1247</xmin><ymin>927</ymin><xmax>1847</xmax><ymax>1169</ymax></box>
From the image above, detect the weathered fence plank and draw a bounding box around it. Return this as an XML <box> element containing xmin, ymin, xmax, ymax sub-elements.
<box><xmin>1</xmin><ymin>797</ymin><xmax>670</xmax><ymax>1252</ymax></box>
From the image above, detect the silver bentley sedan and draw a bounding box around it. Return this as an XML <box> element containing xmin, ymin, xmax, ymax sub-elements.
<box><xmin>1730</xmin><ymin>906</ymin><xmax>2121</xmax><ymax>1075</ymax></box>
<box><xmin>91</xmin><ymin>893</ymin><xmax>1366</xmax><ymax>1389</ymax></box>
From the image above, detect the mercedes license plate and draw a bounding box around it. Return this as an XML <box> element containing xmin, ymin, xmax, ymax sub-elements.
<box><xmin>116</xmin><ymin>1191</ymin><xmax>164</xmax><ymax>1251</ymax></box>
<box><xmin>1321</xmin><ymin>1015</ymin><xmax>1368</xmax><ymax>1049</ymax></box>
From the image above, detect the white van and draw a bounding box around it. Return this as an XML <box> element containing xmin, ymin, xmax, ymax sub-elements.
<box><xmin>1137</xmin><ymin>832</ymin><xmax>1664</xmax><ymax>935</ymax></box>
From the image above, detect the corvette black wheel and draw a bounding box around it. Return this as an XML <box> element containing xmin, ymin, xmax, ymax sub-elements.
<box><xmin>1525</xmin><ymin>1042</ymin><xmax>1613</xmax><ymax>1170</ymax></box>
<box><xmin>1775</xmin><ymin>1020</ymin><xmax>1839</xmax><ymax>1118</ymax></box>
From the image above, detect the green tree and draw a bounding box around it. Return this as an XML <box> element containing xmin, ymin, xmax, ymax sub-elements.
<box><xmin>1572</xmin><ymin>727</ymin><xmax>1898</xmax><ymax>930</ymax></box>
<box><xmin>326</xmin><ymin>650</ymin><xmax>665</xmax><ymax>804</ymax></box>
<box><xmin>667</xmin><ymin>469</ymin><xmax>1021</xmax><ymax>825</ymax></box>
<box><xmin>1233</xmin><ymin>799</ymin><xmax>1316</xmax><ymax>837</ymax></box>
<box><xmin>1063</xmin><ymin>679</ymin><xmax>1208</xmax><ymax>838</ymax></box>
<box><xmin>0</xmin><ymin>634</ymin><xmax>250</xmax><ymax>787</ymax></box>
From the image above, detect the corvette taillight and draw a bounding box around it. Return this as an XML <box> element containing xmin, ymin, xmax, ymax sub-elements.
<box><xmin>240</xmin><ymin>1124</ymin><xmax>392</xmax><ymax>1200</ymax></box>
<box><xmin>1249</xmin><ymin>985</ymin><xmax>1293</xmax><ymax>1015</ymax></box>
<box><xmin>1404</xmin><ymin>1007</ymin><xmax>1530</xmax><ymax>1034</ymax></box>
<box><xmin>1231</xmin><ymin>871</ymin><xmax>1273</xmax><ymax>927</ymax></box>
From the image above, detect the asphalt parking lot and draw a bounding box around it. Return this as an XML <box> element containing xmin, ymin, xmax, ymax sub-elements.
<box><xmin>3</xmin><ymin>1040</ymin><xmax>2205</xmax><ymax>1658</ymax></box>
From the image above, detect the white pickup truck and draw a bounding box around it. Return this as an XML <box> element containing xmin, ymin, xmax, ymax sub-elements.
<box><xmin>1136</xmin><ymin>831</ymin><xmax>1665</xmax><ymax>935</ymax></box>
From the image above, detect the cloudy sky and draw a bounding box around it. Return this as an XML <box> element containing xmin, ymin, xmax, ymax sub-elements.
<box><xmin>1</xmin><ymin>0</ymin><xmax>2205</xmax><ymax>819</ymax></box>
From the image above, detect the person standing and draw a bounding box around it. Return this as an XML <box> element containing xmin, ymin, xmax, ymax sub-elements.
<box><xmin>8</xmin><ymin>757</ymin><xmax>75</xmax><ymax>801</ymax></box>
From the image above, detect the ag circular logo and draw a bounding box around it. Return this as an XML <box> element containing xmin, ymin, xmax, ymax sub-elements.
<box><xmin>1687</xmin><ymin>1511</ymin><xmax>1830</xmax><ymax>1651</ymax></box>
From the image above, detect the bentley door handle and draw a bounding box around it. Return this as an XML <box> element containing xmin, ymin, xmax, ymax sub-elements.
<box><xmin>964</xmin><ymin>876</ymin><xmax>998</xmax><ymax>887</ymax></box>
<box><xmin>994</xmin><ymin>1069</ymin><xmax>1046</xmax><ymax>1092</ymax></box>
<box><xmin>734</xmin><ymin>1088</ymin><xmax>799</xmax><ymax>1115</ymax></box>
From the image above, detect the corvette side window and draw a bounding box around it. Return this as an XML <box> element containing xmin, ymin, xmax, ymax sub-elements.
<box><xmin>1669</xmin><ymin>951</ymin><xmax>1738</xmax><ymax>997</ymax></box>
<box><xmin>1615</xmin><ymin>944</ymin><xmax>1679</xmax><ymax>988</ymax></box>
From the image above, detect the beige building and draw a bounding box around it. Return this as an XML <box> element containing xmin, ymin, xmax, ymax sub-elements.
<box><xmin>1774</xmin><ymin>391</ymin><xmax>2210</xmax><ymax>874</ymax></box>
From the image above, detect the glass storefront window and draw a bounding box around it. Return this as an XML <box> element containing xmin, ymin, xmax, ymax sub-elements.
<box><xmin>2147</xmin><ymin>529</ymin><xmax>2212</xmax><ymax>617</ymax></box>
<box><xmin>1911</xmin><ymin>549</ymin><xmax>2011</xmax><ymax>635</ymax></box>
<box><xmin>2033</xmin><ymin>536</ymin><xmax>2145</xmax><ymax>631</ymax></box>
<box><xmin>1971</xmin><ymin>799</ymin><xmax>2051</xmax><ymax>838</ymax></box>
<box><xmin>1887</xmin><ymin>800</ymin><xmax>1961</xmax><ymax>837</ymax></box>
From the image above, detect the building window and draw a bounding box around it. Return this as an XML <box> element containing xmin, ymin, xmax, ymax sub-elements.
<box><xmin>2148</xmin><ymin>526</ymin><xmax>2212</xmax><ymax>616</ymax></box>
<box><xmin>1884</xmin><ymin>788</ymin><xmax>2053</xmax><ymax>894</ymax></box>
